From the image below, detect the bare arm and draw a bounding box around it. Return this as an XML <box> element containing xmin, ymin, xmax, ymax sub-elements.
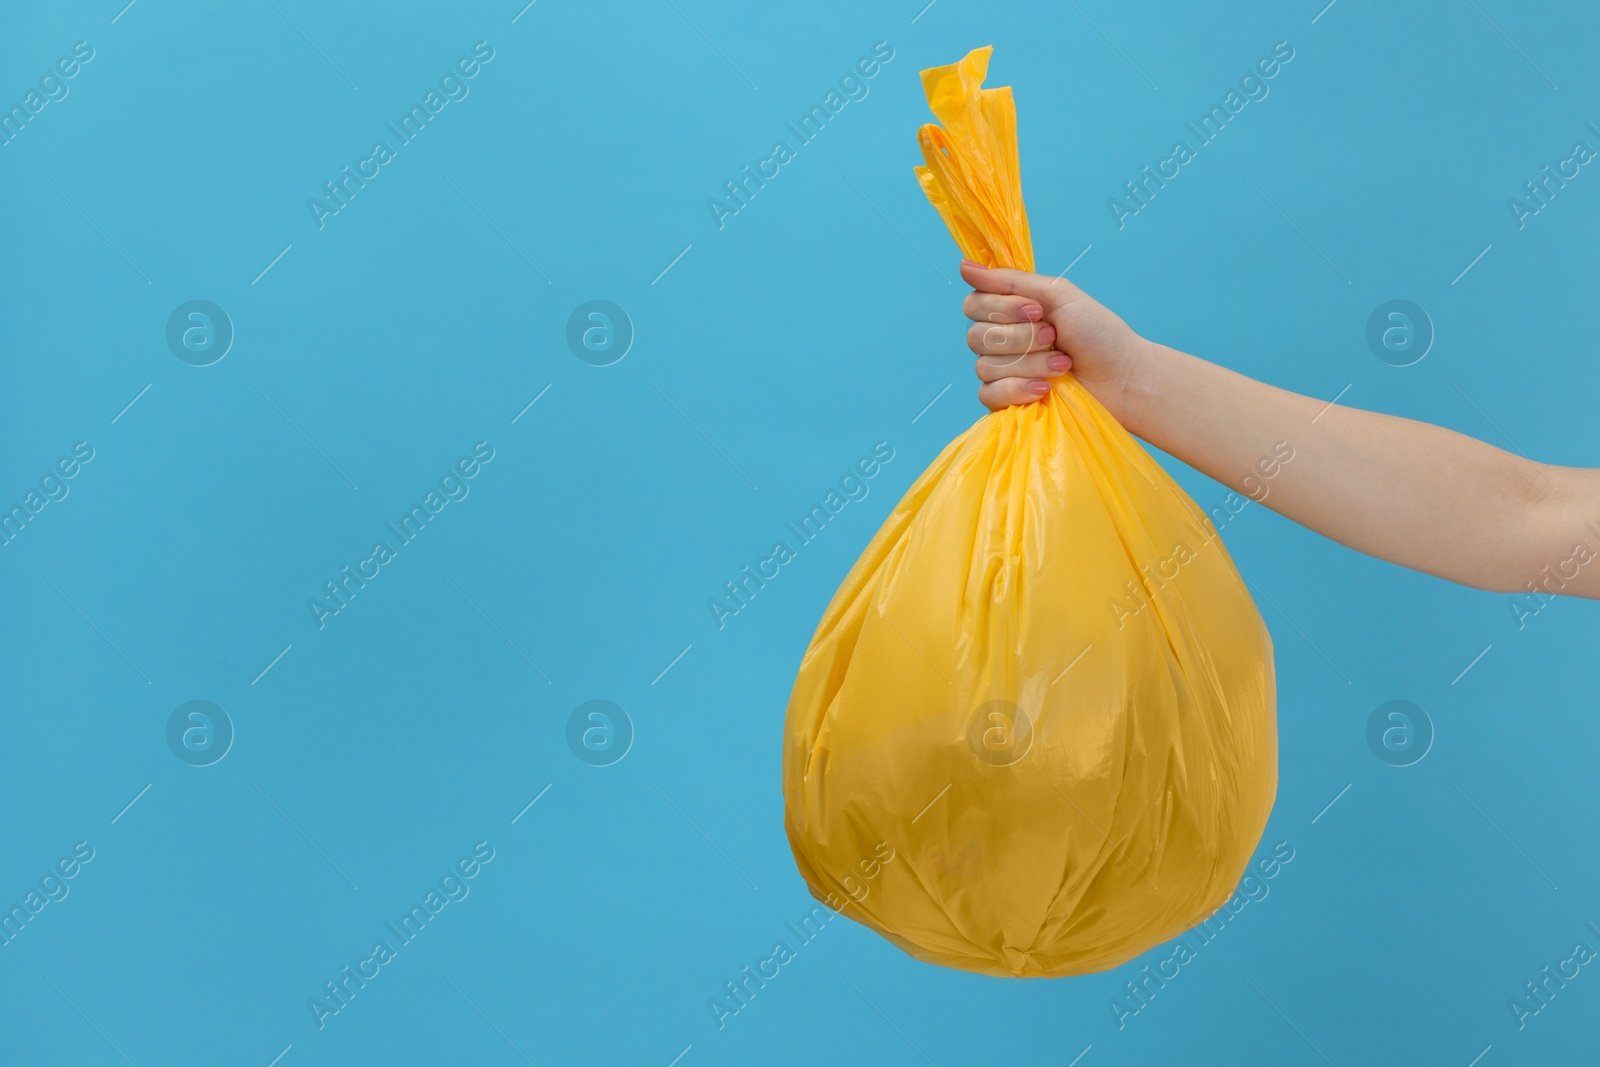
<box><xmin>959</xmin><ymin>261</ymin><xmax>1600</xmax><ymax>598</ymax></box>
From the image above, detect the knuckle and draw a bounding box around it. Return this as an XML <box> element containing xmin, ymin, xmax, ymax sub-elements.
<box><xmin>991</xmin><ymin>351</ymin><xmax>1025</xmax><ymax>373</ymax></box>
<box><xmin>965</xmin><ymin>322</ymin><xmax>985</xmax><ymax>353</ymax></box>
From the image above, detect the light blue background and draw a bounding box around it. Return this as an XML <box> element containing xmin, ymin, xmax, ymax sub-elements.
<box><xmin>3</xmin><ymin>1</ymin><xmax>1598</xmax><ymax>1064</ymax></box>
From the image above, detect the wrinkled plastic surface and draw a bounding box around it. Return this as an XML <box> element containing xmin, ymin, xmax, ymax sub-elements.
<box><xmin>781</xmin><ymin>47</ymin><xmax>1279</xmax><ymax>978</ymax></box>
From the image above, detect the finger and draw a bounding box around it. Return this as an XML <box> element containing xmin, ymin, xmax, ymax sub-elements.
<box><xmin>974</xmin><ymin>351</ymin><xmax>1072</xmax><ymax>383</ymax></box>
<box><xmin>966</xmin><ymin>320</ymin><xmax>1056</xmax><ymax>356</ymax></box>
<box><xmin>959</xmin><ymin>260</ymin><xmax>1088</xmax><ymax>310</ymax></box>
<box><xmin>978</xmin><ymin>377</ymin><xmax>1052</xmax><ymax>411</ymax></box>
<box><xmin>962</xmin><ymin>291</ymin><xmax>1044</xmax><ymax>325</ymax></box>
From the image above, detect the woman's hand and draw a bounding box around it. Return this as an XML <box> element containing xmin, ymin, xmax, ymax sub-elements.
<box><xmin>960</xmin><ymin>260</ymin><xmax>1152</xmax><ymax>428</ymax></box>
<box><xmin>958</xmin><ymin>263</ymin><xmax>1600</xmax><ymax>599</ymax></box>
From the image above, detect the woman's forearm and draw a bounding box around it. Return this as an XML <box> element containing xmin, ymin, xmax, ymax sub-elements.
<box><xmin>1122</xmin><ymin>341</ymin><xmax>1598</xmax><ymax>597</ymax></box>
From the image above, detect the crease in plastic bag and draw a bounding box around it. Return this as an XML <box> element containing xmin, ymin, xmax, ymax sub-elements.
<box><xmin>781</xmin><ymin>46</ymin><xmax>1279</xmax><ymax>978</ymax></box>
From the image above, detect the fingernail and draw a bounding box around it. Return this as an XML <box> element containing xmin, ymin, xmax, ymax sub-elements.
<box><xmin>1028</xmin><ymin>380</ymin><xmax>1050</xmax><ymax>395</ymax></box>
<box><xmin>1049</xmin><ymin>354</ymin><xmax>1071</xmax><ymax>372</ymax></box>
<box><xmin>961</xmin><ymin>258</ymin><xmax>982</xmax><ymax>268</ymax></box>
<box><xmin>1021</xmin><ymin>303</ymin><xmax>1043</xmax><ymax>321</ymax></box>
<box><xmin>1037</xmin><ymin>325</ymin><xmax>1056</xmax><ymax>345</ymax></box>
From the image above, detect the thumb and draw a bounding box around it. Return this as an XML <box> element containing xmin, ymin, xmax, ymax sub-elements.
<box><xmin>959</xmin><ymin>261</ymin><xmax>1084</xmax><ymax>311</ymax></box>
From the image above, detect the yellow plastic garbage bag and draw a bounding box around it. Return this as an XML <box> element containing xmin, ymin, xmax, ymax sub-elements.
<box><xmin>781</xmin><ymin>46</ymin><xmax>1278</xmax><ymax>978</ymax></box>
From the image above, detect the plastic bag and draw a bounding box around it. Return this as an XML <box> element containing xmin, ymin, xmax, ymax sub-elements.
<box><xmin>781</xmin><ymin>46</ymin><xmax>1278</xmax><ymax>978</ymax></box>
